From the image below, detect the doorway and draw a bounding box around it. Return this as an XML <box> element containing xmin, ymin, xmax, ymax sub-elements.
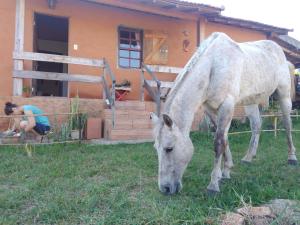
<box><xmin>33</xmin><ymin>13</ymin><xmax>69</xmax><ymax>97</ymax></box>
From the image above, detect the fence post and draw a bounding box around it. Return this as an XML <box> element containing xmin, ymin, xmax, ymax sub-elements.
<box><xmin>274</xmin><ymin>116</ymin><xmax>278</xmax><ymax>137</ymax></box>
<box><xmin>140</xmin><ymin>70</ymin><xmax>145</xmax><ymax>102</ymax></box>
<box><xmin>79</xmin><ymin>113</ymin><xmax>82</xmax><ymax>144</ymax></box>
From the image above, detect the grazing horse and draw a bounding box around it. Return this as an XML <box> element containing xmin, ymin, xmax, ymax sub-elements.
<box><xmin>151</xmin><ymin>32</ymin><xmax>298</xmax><ymax>195</ymax></box>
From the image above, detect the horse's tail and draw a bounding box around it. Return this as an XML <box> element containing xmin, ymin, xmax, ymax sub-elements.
<box><xmin>287</xmin><ymin>61</ymin><xmax>296</xmax><ymax>101</ymax></box>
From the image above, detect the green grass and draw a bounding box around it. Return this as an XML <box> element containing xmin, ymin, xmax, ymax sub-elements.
<box><xmin>0</xmin><ymin>120</ymin><xmax>300</xmax><ymax>224</ymax></box>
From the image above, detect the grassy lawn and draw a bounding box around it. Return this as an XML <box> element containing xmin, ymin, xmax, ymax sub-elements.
<box><xmin>0</xmin><ymin>119</ymin><xmax>300</xmax><ymax>224</ymax></box>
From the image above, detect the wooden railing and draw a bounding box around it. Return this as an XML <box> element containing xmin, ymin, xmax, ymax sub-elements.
<box><xmin>12</xmin><ymin>51</ymin><xmax>116</xmax><ymax>126</ymax></box>
<box><xmin>140</xmin><ymin>64</ymin><xmax>183</xmax><ymax>116</ymax></box>
<box><xmin>141</xmin><ymin>63</ymin><xmax>161</xmax><ymax>116</ymax></box>
<box><xmin>102</xmin><ymin>59</ymin><xmax>116</xmax><ymax>127</ymax></box>
<box><xmin>13</xmin><ymin>51</ymin><xmax>104</xmax><ymax>83</ymax></box>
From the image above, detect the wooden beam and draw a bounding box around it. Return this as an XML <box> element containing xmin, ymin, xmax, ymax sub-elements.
<box><xmin>13</xmin><ymin>51</ymin><xmax>104</xmax><ymax>67</ymax></box>
<box><xmin>13</xmin><ymin>70</ymin><xmax>103</xmax><ymax>83</ymax></box>
<box><xmin>145</xmin><ymin>65</ymin><xmax>182</xmax><ymax>74</ymax></box>
<box><xmin>13</xmin><ymin>0</ymin><xmax>25</xmax><ymax>96</ymax></box>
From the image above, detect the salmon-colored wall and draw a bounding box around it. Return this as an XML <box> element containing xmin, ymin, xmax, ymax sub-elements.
<box><xmin>0</xmin><ymin>1</ymin><xmax>16</xmax><ymax>96</ymax></box>
<box><xmin>205</xmin><ymin>22</ymin><xmax>267</xmax><ymax>42</ymax></box>
<box><xmin>24</xmin><ymin>0</ymin><xmax>198</xmax><ymax>100</ymax></box>
<box><xmin>0</xmin><ymin>0</ymin><xmax>268</xmax><ymax>100</ymax></box>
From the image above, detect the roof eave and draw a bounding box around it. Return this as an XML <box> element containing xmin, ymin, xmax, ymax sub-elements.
<box><xmin>205</xmin><ymin>15</ymin><xmax>291</xmax><ymax>35</ymax></box>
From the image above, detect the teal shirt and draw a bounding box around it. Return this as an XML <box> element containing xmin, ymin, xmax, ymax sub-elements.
<box><xmin>23</xmin><ymin>105</ymin><xmax>50</xmax><ymax>126</ymax></box>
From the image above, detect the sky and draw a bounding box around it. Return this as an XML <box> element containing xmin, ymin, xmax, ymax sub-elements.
<box><xmin>188</xmin><ymin>0</ymin><xmax>300</xmax><ymax>40</ymax></box>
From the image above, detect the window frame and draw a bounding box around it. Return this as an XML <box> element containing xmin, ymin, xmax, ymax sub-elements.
<box><xmin>118</xmin><ymin>26</ymin><xmax>143</xmax><ymax>69</ymax></box>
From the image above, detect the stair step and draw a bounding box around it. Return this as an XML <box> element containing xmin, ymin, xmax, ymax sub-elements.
<box><xmin>104</xmin><ymin>119</ymin><xmax>133</xmax><ymax>130</ymax></box>
<box><xmin>115</xmin><ymin>101</ymin><xmax>146</xmax><ymax>111</ymax></box>
<box><xmin>104</xmin><ymin>109</ymin><xmax>150</xmax><ymax>119</ymax></box>
<box><xmin>108</xmin><ymin>129</ymin><xmax>153</xmax><ymax>141</ymax></box>
<box><xmin>105</xmin><ymin>118</ymin><xmax>152</xmax><ymax>130</ymax></box>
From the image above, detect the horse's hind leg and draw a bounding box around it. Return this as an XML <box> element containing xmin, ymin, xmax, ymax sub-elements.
<box><xmin>277</xmin><ymin>79</ymin><xmax>298</xmax><ymax>165</ymax></box>
<box><xmin>278</xmin><ymin>96</ymin><xmax>298</xmax><ymax>165</ymax></box>
<box><xmin>207</xmin><ymin>96</ymin><xmax>235</xmax><ymax>194</ymax></box>
<box><xmin>241</xmin><ymin>104</ymin><xmax>262</xmax><ymax>163</ymax></box>
<box><xmin>222</xmin><ymin>128</ymin><xmax>234</xmax><ymax>179</ymax></box>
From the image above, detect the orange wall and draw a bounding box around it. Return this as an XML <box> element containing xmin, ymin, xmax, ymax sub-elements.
<box><xmin>24</xmin><ymin>0</ymin><xmax>198</xmax><ymax>100</ymax></box>
<box><xmin>0</xmin><ymin>0</ymin><xmax>268</xmax><ymax>100</ymax></box>
<box><xmin>0</xmin><ymin>1</ymin><xmax>16</xmax><ymax>96</ymax></box>
<box><xmin>205</xmin><ymin>22</ymin><xmax>267</xmax><ymax>42</ymax></box>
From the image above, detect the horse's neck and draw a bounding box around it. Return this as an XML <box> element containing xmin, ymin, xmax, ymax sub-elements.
<box><xmin>165</xmin><ymin>58</ymin><xmax>211</xmax><ymax>135</ymax></box>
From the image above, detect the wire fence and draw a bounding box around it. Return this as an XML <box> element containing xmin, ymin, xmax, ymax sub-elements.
<box><xmin>228</xmin><ymin>113</ymin><xmax>300</xmax><ymax>136</ymax></box>
<box><xmin>0</xmin><ymin>109</ymin><xmax>299</xmax><ymax>147</ymax></box>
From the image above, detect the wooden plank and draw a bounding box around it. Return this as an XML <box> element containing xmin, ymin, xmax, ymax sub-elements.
<box><xmin>13</xmin><ymin>51</ymin><xmax>104</xmax><ymax>67</ymax></box>
<box><xmin>13</xmin><ymin>0</ymin><xmax>25</xmax><ymax>96</ymax></box>
<box><xmin>145</xmin><ymin>65</ymin><xmax>182</xmax><ymax>74</ymax></box>
<box><xmin>147</xmin><ymin>80</ymin><xmax>174</xmax><ymax>88</ymax></box>
<box><xmin>13</xmin><ymin>70</ymin><xmax>103</xmax><ymax>83</ymax></box>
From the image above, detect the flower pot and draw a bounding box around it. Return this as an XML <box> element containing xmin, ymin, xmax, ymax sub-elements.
<box><xmin>71</xmin><ymin>130</ymin><xmax>80</xmax><ymax>140</ymax></box>
<box><xmin>86</xmin><ymin>118</ymin><xmax>102</xmax><ymax>139</ymax></box>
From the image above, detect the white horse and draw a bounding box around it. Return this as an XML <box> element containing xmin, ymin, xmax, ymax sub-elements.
<box><xmin>151</xmin><ymin>32</ymin><xmax>298</xmax><ymax>195</ymax></box>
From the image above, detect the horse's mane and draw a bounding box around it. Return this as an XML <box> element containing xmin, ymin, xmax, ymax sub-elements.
<box><xmin>165</xmin><ymin>32</ymin><xmax>222</xmax><ymax>112</ymax></box>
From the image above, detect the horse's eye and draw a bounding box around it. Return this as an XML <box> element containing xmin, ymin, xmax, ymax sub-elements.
<box><xmin>164</xmin><ymin>147</ymin><xmax>173</xmax><ymax>153</ymax></box>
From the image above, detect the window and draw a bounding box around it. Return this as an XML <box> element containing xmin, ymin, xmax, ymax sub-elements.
<box><xmin>118</xmin><ymin>27</ymin><xmax>142</xmax><ymax>68</ymax></box>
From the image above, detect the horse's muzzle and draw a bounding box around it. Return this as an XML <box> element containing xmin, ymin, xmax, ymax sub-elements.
<box><xmin>160</xmin><ymin>181</ymin><xmax>182</xmax><ymax>195</ymax></box>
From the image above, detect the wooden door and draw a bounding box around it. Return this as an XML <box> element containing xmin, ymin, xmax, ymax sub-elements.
<box><xmin>143</xmin><ymin>30</ymin><xmax>168</xmax><ymax>65</ymax></box>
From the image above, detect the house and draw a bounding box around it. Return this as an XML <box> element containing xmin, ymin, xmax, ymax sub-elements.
<box><xmin>0</xmin><ymin>0</ymin><xmax>299</xmax><ymax>140</ymax></box>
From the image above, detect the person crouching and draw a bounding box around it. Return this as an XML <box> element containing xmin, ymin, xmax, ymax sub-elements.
<box><xmin>4</xmin><ymin>102</ymin><xmax>51</xmax><ymax>137</ymax></box>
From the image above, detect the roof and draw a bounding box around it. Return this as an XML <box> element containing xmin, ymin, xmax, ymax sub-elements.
<box><xmin>272</xmin><ymin>35</ymin><xmax>300</xmax><ymax>66</ymax></box>
<box><xmin>83</xmin><ymin>0</ymin><xmax>223</xmax><ymax>19</ymax></box>
<box><xmin>205</xmin><ymin>15</ymin><xmax>292</xmax><ymax>35</ymax></box>
<box><xmin>274</xmin><ymin>35</ymin><xmax>300</xmax><ymax>51</ymax></box>
<box><xmin>83</xmin><ymin>0</ymin><xmax>291</xmax><ymax>36</ymax></box>
<box><xmin>154</xmin><ymin>0</ymin><xmax>224</xmax><ymax>13</ymax></box>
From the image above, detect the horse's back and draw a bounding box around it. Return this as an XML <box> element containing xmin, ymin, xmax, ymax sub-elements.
<box><xmin>237</xmin><ymin>40</ymin><xmax>289</xmax><ymax>105</ymax></box>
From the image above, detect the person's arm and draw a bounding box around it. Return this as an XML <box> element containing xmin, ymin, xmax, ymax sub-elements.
<box><xmin>23</xmin><ymin>110</ymin><xmax>36</xmax><ymax>132</ymax></box>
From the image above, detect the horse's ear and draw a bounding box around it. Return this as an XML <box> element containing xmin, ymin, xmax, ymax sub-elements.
<box><xmin>150</xmin><ymin>112</ymin><xmax>159</xmax><ymax>125</ymax></box>
<box><xmin>162</xmin><ymin>114</ymin><xmax>173</xmax><ymax>128</ymax></box>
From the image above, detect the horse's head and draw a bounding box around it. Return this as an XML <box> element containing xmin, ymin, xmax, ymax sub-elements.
<box><xmin>151</xmin><ymin>113</ymin><xmax>194</xmax><ymax>195</ymax></box>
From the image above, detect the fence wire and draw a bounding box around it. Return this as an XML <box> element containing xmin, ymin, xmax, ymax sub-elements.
<box><xmin>0</xmin><ymin>110</ymin><xmax>299</xmax><ymax>147</ymax></box>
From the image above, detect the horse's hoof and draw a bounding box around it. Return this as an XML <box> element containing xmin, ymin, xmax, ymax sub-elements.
<box><xmin>241</xmin><ymin>160</ymin><xmax>252</xmax><ymax>165</ymax></box>
<box><xmin>288</xmin><ymin>160</ymin><xmax>298</xmax><ymax>166</ymax></box>
<box><xmin>207</xmin><ymin>189</ymin><xmax>219</xmax><ymax>197</ymax></box>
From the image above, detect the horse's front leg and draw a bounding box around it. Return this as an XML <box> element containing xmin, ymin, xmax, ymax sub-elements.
<box><xmin>241</xmin><ymin>104</ymin><xmax>262</xmax><ymax>163</ymax></box>
<box><xmin>206</xmin><ymin>109</ymin><xmax>233</xmax><ymax>179</ymax></box>
<box><xmin>207</xmin><ymin>97</ymin><xmax>235</xmax><ymax>194</ymax></box>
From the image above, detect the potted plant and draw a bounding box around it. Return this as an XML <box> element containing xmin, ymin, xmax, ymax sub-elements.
<box><xmin>22</xmin><ymin>86</ymin><xmax>31</xmax><ymax>97</ymax></box>
<box><xmin>115</xmin><ymin>79</ymin><xmax>131</xmax><ymax>88</ymax></box>
<box><xmin>69</xmin><ymin>95</ymin><xmax>87</xmax><ymax>140</ymax></box>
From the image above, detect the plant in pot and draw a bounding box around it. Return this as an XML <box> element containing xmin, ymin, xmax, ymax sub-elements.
<box><xmin>22</xmin><ymin>86</ymin><xmax>31</xmax><ymax>97</ymax></box>
<box><xmin>115</xmin><ymin>79</ymin><xmax>131</xmax><ymax>88</ymax></box>
<box><xmin>69</xmin><ymin>96</ymin><xmax>87</xmax><ymax>140</ymax></box>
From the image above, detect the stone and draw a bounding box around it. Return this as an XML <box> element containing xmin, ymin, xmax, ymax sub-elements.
<box><xmin>265</xmin><ymin>199</ymin><xmax>300</xmax><ymax>225</ymax></box>
<box><xmin>221</xmin><ymin>212</ymin><xmax>245</xmax><ymax>225</ymax></box>
<box><xmin>236</xmin><ymin>206</ymin><xmax>274</xmax><ymax>218</ymax></box>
